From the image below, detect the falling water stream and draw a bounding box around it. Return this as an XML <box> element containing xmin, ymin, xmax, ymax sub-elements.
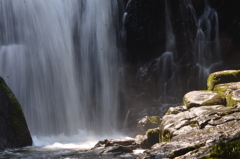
<box><xmin>0</xmin><ymin>0</ymin><xmax>123</xmax><ymax>157</ymax></box>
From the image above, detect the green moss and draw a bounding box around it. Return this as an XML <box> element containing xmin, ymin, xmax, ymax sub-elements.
<box><xmin>165</xmin><ymin>108</ymin><xmax>172</xmax><ymax>115</ymax></box>
<box><xmin>202</xmin><ymin>92</ymin><xmax>226</xmax><ymax>106</ymax></box>
<box><xmin>206</xmin><ymin>129</ymin><xmax>211</xmax><ymax>133</ymax></box>
<box><xmin>213</xmin><ymin>84</ymin><xmax>229</xmax><ymax>94</ymax></box>
<box><xmin>207</xmin><ymin>70</ymin><xmax>240</xmax><ymax>91</ymax></box>
<box><xmin>207</xmin><ymin>141</ymin><xmax>240</xmax><ymax>158</ymax></box>
<box><xmin>147</xmin><ymin>129</ymin><xmax>160</xmax><ymax>144</ymax></box>
<box><xmin>160</xmin><ymin>129</ymin><xmax>172</xmax><ymax>142</ymax></box>
<box><xmin>189</xmin><ymin>121</ymin><xmax>198</xmax><ymax>127</ymax></box>
<box><xmin>0</xmin><ymin>77</ymin><xmax>25</xmax><ymax>128</ymax></box>
<box><xmin>226</xmin><ymin>92</ymin><xmax>238</xmax><ymax>107</ymax></box>
<box><xmin>147</xmin><ymin>116</ymin><xmax>160</xmax><ymax>125</ymax></box>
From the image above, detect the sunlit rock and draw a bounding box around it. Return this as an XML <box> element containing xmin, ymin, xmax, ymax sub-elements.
<box><xmin>0</xmin><ymin>77</ymin><xmax>32</xmax><ymax>149</ymax></box>
<box><xmin>148</xmin><ymin>105</ymin><xmax>240</xmax><ymax>158</ymax></box>
<box><xmin>226</xmin><ymin>90</ymin><xmax>240</xmax><ymax>107</ymax></box>
<box><xmin>214</xmin><ymin>82</ymin><xmax>240</xmax><ymax>95</ymax></box>
<box><xmin>213</xmin><ymin>82</ymin><xmax>240</xmax><ymax>107</ymax></box>
<box><xmin>165</xmin><ymin>105</ymin><xmax>187</xmax><ymax>115</ymax></box>
<box><xmin>207</xmin><ymin>70</ymin><xmax>240</xmax><ymax>91</ymax></box>
<box><xmin>183</xmin><ymin>91</ymin><xmax>226</xmax><ymax>108</ymax></box>
<box><xmin>135</xmin><ymin>116</ymin><xmax>161</xmax><ymax>135</ymax></box>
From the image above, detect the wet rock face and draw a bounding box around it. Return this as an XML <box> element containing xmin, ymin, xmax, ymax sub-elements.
<box><xmin>0</xmin><ymin>77</ymin><xmax>32</xmax><ymax>149</ymax></box>
<box><xmin>124</xmin><ymin>0</ymin><xmax>166</xmax><ymax>62</ymax></box>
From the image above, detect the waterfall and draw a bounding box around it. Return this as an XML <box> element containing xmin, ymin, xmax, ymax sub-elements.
<box><xmin>158</xmin><ymin>0</ymin><xmax>221</xmax><ymax>102</ymax></box>
<box><xmin>178</xmin><ymin>0</ymin><xmax>221</xmax><ymax>87</ymax></box>
<box><xmin>0</xmin><ymin>0</ymin><xmax>121</xmax><ymax>136</ymax></box>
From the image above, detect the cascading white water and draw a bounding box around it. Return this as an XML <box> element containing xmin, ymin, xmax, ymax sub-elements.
<box><xmin>0</xmin><ymin>0</ymin><xmax>121</xmax><ymax>136</ymax></box>
<box><xmin>194</xmin><ymin>4</ymin><xmax>221</xmax><ymax>79</ymax></box>
<box><xmin>74</xmin><ymin>0</ymin><xmax>120</xmax><ymax>133</ymax></box>
<box><xmin>181</xmin><ymin>0</ymin><xmax>221</xmax><ymax>87</ymax></box>
<box><xmin>162</xmin><ymin>0</ymin><xmax>221</xmax><ymax>92</ymax></box>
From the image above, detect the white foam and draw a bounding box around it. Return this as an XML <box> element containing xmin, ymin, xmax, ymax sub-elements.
<box><xmin>32</xmin><ymin>130</ymin><xmax>129</xmax><ymax>150</ymax></box>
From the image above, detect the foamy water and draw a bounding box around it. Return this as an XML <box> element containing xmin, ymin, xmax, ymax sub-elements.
<box><xmin>32</xmin><ymin>130</ymin><xmax>129</xmax><ymax>150</ymax></box>
<box><xmin>0</xmin><ymin>131</ymin><xmax>132</xmax><ymax>158</ymax></box>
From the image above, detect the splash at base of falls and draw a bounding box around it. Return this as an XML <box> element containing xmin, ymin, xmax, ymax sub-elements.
<box><xmin>0</xmin><ymin>131</ymin><xmax>129</xmax><ymax>158</ymax></box>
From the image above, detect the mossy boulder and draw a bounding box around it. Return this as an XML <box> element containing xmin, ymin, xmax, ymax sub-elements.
<box><xmin>146</xmin><ymin>128</ymin><xmax>160</xmax><ymax>145</ymax></box>
<box><xmin>183</xmin><ymin>91</ymin><xmax>226</xmax><ymax>109</ymax></box>
<box><xmin>0</xmin><ymin>77</ymin><xmax>32</xmax><ymax>149</ymax></box>
<box><xmin>207</xmin><ymin>70</ymin><xmax>240</xmax><ymax>91</ymax></box>
<box><xmin>213</xmin><ymin>82</ymin><xmax>240</xmax><ymax>95</ymax></box>
<box><xmin>135</xmin><ymin>116</ymin><xmax>161</xmax><ymax>135</ymax></box>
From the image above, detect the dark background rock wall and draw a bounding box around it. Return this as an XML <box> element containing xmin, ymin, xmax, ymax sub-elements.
<box><xmin>119</xmin><ymin>0</ymin><xmax>240</xmax><ymax>129</ymax></box>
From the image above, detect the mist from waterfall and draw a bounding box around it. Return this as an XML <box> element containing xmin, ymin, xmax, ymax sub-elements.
<box><xmin>0</xmin><ymin>0</ymin><xmax>121</xmax><ymax>136</ymax></box>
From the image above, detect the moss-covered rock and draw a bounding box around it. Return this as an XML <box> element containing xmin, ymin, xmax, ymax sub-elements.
<box><xmin>226</xmin><ymin>90</ymin><xmax>240</xmax><ymax>107</ymax></box>
<box><xmin>146</xmin><ymin>128</ymin><xmax>160</xmax><ymax>145</ymax></box>
<box><xmin>213</xmin><ymin>82</ymin><xmax>240</xmax><ymax>95</ymax></box>
<box><xmin>183</xmin><ymin>91</ymin><xmax>226</xmax><ymax>109</ymax></box>
<box><xmin>0</xmin><ymin>77</ymin><xmax>32</xmax><ymax>149</ymax></box>
<box><xmin>205</xmin><ymin>141</ymin><xmax>240</xmax><ymax>159</ymax></box>
<box><xmin>207</xmin><ymin>70</ymin><xmax>240</xmax><ymax>91</ymax></box>
<box><xmin>160</xmin><ymin>129</ymin><xmax>172</xmax><ymax>142</ymax></box>
<box><xmin>135</xmin><ymin>116</ymin><xmax>161</xmax><ymax>135</ymax></box>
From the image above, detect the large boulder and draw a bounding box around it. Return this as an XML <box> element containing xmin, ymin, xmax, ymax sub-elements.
<box><xmin>207</xmin><ymin>70</ymin><xmax>240</xmax><ymax>91</ymax></box>
<box><xmin>0</xmin><ymin>77</ymin><xmax>32</xmax><ymax>149</ymax></box>
<box><xmin>183</xmin><ymin>91</ymin><xmax>226</xmax><ymax>109</ymax></box>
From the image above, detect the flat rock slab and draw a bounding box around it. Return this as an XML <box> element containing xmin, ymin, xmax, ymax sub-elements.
<box><xmin>183</xmin><ymin>91</ymin><xmax>225</xmax><ymax>108</ymax></box>
<box><xmin>214</xmin><ymin>82</ymin><xmax>240</xmax><ymax>95</ymax></box>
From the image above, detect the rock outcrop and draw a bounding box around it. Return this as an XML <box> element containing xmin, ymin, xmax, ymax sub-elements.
<box><xmin>135</xmin><ymin>116</ymin><xmax>161</xmax><ymax>135</ymax></box>
<box><xmin>207</xmin><ymin>70</ymin><xmax>240</xmax><ymax>91</ymax></box>
<box><xmin>92</xmin><ymin>70</ymin><xmax>240</xmax><ymax>158</ymax></box>
<box><xmin>0</xmin><ymin>77</ymin><xmax>32</xmax><ymax>149</ymax></box>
